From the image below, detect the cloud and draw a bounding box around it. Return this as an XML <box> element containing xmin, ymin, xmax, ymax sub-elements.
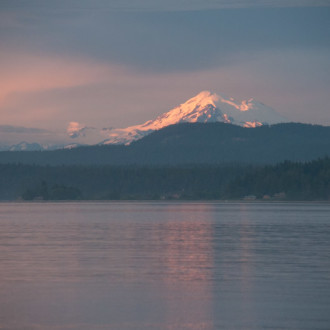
<box><xmin>0</xmin><ymin>125</ymin><xmax>49</xmax><ymax>134</ymax></box>
<box><xmin>0</xmin><ymin>124</ymin><xmax>68</xmax><ymax>145</ymax></box>
<box><xmin>67</xmin><ymin>122</ymin><xmax>90</xmax><ymax>138</ymax></box>
<box><xmin>0</xmin><ymin>51</ymin><xmax>112</xmax><ymax>105</ymax></box>
<box><xmin>0</xmin><ymin>50</ymin><xmax>123</xmax><ymax>129</ymax></box>
<box><xmin>1</xmin><ymin>6</ymin><xmax>329</xmax><ymax>74</ymax></box>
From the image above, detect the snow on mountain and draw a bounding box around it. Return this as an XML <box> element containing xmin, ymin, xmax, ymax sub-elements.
<box><xmin>102</xmin><ymin>91</ymin><xmax>289</xmax><ymax>145</ymax></box>
<box><xmin>9</xmin><ymin>142</ymin><xmax>44</xmax><ymax>151</ymax></box>
<box><xmin>63</xmin><ymin>143</ymin><xmax>86</xmax><ymax>149</ymax></box>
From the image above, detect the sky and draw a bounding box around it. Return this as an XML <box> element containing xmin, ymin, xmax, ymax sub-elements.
<box><xmin>0</xmin><ymin>0</ymin><xmax>329</xmax><ymax>141</ymax></box>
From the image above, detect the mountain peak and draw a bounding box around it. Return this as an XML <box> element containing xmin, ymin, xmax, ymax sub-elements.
<box><xmin>183</xmin><ymin>91</ymin><xmax>261</xmax><ymax>113</ymax></box>
<box><xmin>100</xmin><ymin>91</ymin><xmax>289</xmax><ymax>145</ymax></box>
<box><xmin>187</xmin><ymin>90</ymin><xmax>217</xmax><ymax>102</ymax></box>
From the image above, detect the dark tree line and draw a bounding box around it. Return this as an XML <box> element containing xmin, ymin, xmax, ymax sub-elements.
<box><xmin>0</xmin><ymin>157</ymin><xmax>329</xmax><ymax>201</ymax></box>
<box><xmin>22</xmin><ymin>181</ymin><xmax>82</xmax><ymax>200</ymax></box>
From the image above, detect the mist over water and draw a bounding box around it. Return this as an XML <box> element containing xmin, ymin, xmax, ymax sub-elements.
<box><xmin>0</xmin><ymin>202</ymin><xmax>329</xmax><ymax>329</ymax></box>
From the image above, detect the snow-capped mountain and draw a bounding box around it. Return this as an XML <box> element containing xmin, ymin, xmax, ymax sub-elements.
<box><xmin>1</xmin><ymin>91</ymin><xmax>289</xmax><ymax>150</ymax></box>
<box><xmin>102</xmin><ymin>91</ymin><xmax>288</xmax><ymax>145</ymax></box>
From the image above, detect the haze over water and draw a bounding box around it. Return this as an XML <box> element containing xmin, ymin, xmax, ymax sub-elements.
<box><xmin>0</xmin><ymin>202</ymin><xmax>329</xmax><ymax>329</ymax></box>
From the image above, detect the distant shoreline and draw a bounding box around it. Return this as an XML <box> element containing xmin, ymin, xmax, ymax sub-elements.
<box><xmin>1</xmin><ymin>200</ymin><xmax>330</xmax><ymax>204</ymax></box>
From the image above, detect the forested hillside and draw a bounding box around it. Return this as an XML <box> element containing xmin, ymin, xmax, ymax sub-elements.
<box><xmin>0</xmin><ymin>157</ymin><xmax>329</xmax><ymax>201</ymax></box>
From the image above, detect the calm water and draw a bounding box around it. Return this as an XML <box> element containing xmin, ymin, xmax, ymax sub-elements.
<box><xmin>0</xmin><ymin>202</ymin><xmax>329</xmax><ymax>330</ymax></box>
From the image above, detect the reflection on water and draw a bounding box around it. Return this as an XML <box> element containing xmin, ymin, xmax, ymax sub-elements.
<box><xmin>154</xmin><ymin>204</ymin><xmax>214</xmax><ymax>329</ymax></box>
<box><xmin>160</xmin><ymin>208</ymin><xmax>214</xmax><ymax>282</ymax></box>
<box><xmin>0</xmin><ymin>202</ymin><xmax>330</xmax><ymax>329</ymax></box>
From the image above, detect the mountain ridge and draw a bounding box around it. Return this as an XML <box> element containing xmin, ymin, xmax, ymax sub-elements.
<box><xmin>0</xmin><ymin>122</ymin><xmax>329</xmax><ymax>166</ymax></box>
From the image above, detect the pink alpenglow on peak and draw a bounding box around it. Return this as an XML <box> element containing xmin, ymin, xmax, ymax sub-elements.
<box><xmin>102</xmin><ymin>91</ymin><xmax>289</xmax><ymax>145</ymax></box>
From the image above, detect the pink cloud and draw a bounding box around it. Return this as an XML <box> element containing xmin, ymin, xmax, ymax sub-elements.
<box><xmin>0</xmin><ymin>51</ymin><xmax>112</xmax><ymax>105</ymax></box>
<box><xmin>67</xmin><ymin>121</ymin><xmax>96</xmax><ymax>138</ymax></box>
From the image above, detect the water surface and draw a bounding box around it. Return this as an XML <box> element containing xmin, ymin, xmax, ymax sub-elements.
<box><xmin>0</xmin><ymin>202</ymin><xmax>329</xmax><ymax>329</ymax></box>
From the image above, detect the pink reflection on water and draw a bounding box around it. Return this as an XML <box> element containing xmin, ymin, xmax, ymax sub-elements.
<box><xmin>155</xmin><ymin>204</ymin><xmax>215</xmax><ymax>330</ymax></box>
